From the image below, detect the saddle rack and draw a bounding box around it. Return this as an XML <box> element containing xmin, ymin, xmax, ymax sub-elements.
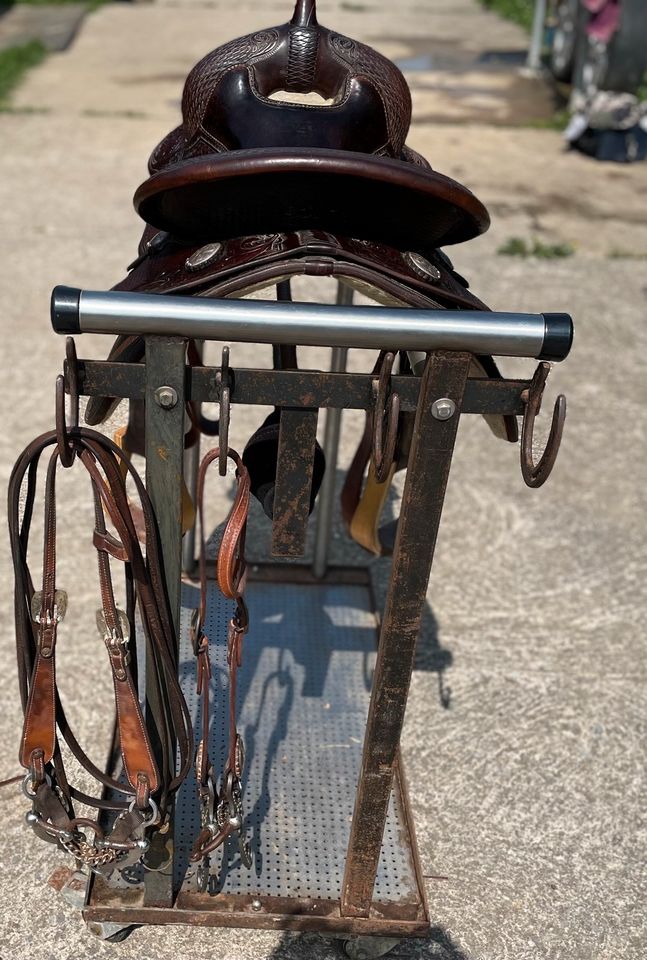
<box><xmin>47</xmin><ymin>286</ymin><xmax>572</xmax><ymax>952</ymax></box>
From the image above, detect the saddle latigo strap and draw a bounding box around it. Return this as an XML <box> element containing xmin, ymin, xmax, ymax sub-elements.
<box><xmin>189</xmin><ymin>448</ymin><xmax>253</xmax><ymax>879</ymax></box>
<box><xmin>341</xmin><ymin>354</ymin><xmax>519</xmax><ymax>557</ymax></box>
<box><xmin>8</xmin><ymin>428</ymin><xmax>193</xmax><ymax>874</ymax></box>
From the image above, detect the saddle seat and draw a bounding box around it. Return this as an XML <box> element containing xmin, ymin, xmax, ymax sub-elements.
<box><xmin>133</xmin><ymin>0</ymin><xmax>490</xmax><ymax>254</ymax></box>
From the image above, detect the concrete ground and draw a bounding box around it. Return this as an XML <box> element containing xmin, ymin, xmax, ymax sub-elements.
<box><xmin>0</xmin><ymin>1</ymin><xmax>645</xmax><ymax>958</ymax></box>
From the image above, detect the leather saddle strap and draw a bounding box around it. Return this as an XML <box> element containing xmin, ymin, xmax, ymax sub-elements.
<box><xmin>341</xmin><ymin>355</ymin><xmax>520</xmax><ymax>556</ymax></box>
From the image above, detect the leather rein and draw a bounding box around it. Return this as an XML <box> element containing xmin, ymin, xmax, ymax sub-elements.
<box><xmin>189</xmin><ymin>447</ymin><xmax>253</xmax><ymax>885</ymax></box>
<box><xmin>9</xmin><ymin>427</ymin><xmax>193</xmax><ymax>874</ymax></box>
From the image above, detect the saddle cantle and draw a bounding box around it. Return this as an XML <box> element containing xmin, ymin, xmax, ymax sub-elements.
<box><xmin>133</xmin><ymin>0</ymin><xmax>489</xmax><ymax>253</ymax></box>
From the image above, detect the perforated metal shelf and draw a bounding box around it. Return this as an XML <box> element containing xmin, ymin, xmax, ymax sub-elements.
<box><xmin>88</xmin><ymin>575</ymin><xmax>428</xmax><ymax>933</ymax></box>
<box><xmin>175</xmin><ymin>577</ymin><xmax>421</xmax><ymax>908</ymax></box>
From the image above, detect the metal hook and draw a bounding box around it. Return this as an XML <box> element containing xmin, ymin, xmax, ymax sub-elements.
<box><xmin>217</xmin><ymin>346</ymin><xmax>231</xmax><ymax>476</ymax></box>
<box><xmin>55</xmin><ymin>337</ymin><xmax>79</xmax><ymax>468</ymax></box>
<box><xmin>520</xmin><ymin>362</ymin><xmax>566</xmax><ymax>489</ymax></box>
<box><xmin>372</xmin><ymin>352</ymin><xmax>400</xmax><ymax>484</ymax></box>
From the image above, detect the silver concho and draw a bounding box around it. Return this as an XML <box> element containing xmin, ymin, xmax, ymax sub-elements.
<box><xmin>185</xmin><ymin>242</ymin><xmax>224</xmax><ymax>272</ymax></box>
<box><xmin>403</xmin><ymin>251</ymin><xmax>441</xmax><ymax>282</ymax></box>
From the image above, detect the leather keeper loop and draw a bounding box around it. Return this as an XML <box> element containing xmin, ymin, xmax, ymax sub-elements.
<box><xmin>105</xmin><ymin>637</ymin><xmax>128</xmax><ymax>681</ymax></box>
<box><xmin>93</xmin><ymin>529</ymin><xmax>129</xmax><ymax>562</ymax></box>
<box><xmin>136</xmin><ymin>772</ymin><xmax>150</xmax><ymax>810</ymax></box>
<box><xmin>39</xmin><ymin>621</ymin><xmax>57</xmax><ymax>659</ymax></box>
<box><xmin>30</xmin><ymin>749</ymin><xmax>45</xmax><ymax>786</ymax></box>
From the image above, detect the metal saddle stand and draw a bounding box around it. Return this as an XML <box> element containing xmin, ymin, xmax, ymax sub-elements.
<box><xmin>31</xmin><ymin>2</ymin><xmax>573</xmax><ymax>956</ymax></box>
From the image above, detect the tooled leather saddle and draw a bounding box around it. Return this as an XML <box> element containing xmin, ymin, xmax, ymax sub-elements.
<box><xmin>87</xmin><ymin>0</ymin><xmax>515</xmax><ymax>532</ymax></box>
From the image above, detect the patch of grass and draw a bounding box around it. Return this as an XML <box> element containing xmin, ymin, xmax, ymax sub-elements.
<box><xmin>82</xmin><ymin>108</ymin><xmax>148</xmax><ymax>119</ymax></box>
<box><xmin>637</xmin><ymin>70</ymin><xmax>647</xmax><ymax>102</ymax></box>
<box><xmin>0</xmin><ymin>104</ymin><xmax>50</xmax><ymax>114</ymax></box>
<box><xmin>498</xmin><ymin>237</ymin><xmax>528</xmax><ymax>257</ymax></box>
<box><xmin>479</xmin><ymin>0</ymin><xmax>534</xmax><ymax>31</ymax></box>
<box><xmin>524</xmin><ymin>107</ymin><xmax>570</xmax><ymax>131</ymax></box>
<box><xmin>4</xmin><ymin>0</ymin><xmax>93</xmax><ymax>5</ymax></box>
<box><xmin>0</xmin><ymin>40</ymin><xmax>45</xmax><ymax>108</ymax></box>
<box><xmin>608</xmin><ymin>248</ymin><xmax>647</xmax><ymax>261</ymax></box>
<box><xmin>498</xmin><ymin>237</ymin><xmax>575</xmax><ymax>258</ymax></box>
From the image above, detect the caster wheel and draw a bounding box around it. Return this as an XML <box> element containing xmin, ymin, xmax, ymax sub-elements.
<box><xmin>341</xmin><ymin>936</ymin><xmax>402</xmax><ymax>960</ymax></box>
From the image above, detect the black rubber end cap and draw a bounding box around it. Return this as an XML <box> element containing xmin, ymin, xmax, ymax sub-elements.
<box><xmin>51</xmin><ymin>286</ymin><xmax>81</xmax><ymax>334</ymax></box>
<box><xmin>540</xmin><ymin>313</ymin><xmax>573</xmax><ymax>362</ymax></box>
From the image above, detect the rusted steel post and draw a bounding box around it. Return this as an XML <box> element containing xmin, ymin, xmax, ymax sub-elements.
<box><xmin>271</xmin><ymin>407</ymin><xmax>319</xmax><ymax>557</ymax></box>
<box><xmin>144</xmin><ymin>335</ymin><xmax>186</xmax><ymax>907</ymax></box>
<box><xmin>340</xmin><ymin>350</ymin><xmax>471</xmax><ymax>918</ymax></box>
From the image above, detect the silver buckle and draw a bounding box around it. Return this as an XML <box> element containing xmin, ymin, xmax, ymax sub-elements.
<box><xmin>31</xmin><ymin>590</ymin><xmax>68</xmax><ymax>624</ymax></box>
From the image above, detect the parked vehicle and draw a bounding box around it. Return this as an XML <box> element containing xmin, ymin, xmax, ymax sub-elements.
<box><xmin>548</xmin><ymin>0</ymin><xmax>647</xmax><ymax>95</ymax></box>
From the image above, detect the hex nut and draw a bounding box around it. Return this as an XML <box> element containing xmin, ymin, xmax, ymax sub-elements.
<box><xmin>154</xmin><ymin>386</ymin><xmax>178</xmax><ymax>409</ymax></box>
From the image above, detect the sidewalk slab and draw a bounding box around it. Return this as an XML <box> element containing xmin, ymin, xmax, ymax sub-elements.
<box><xmin>0</xmin><ymin>3</ymin><xmax>86</xmax><ymax>52</ymax></box>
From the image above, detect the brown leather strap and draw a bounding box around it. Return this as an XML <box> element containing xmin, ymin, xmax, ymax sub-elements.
<box><xmin>9</xmin><ymin>427</ymin><xmax>193</xmax><ymax>868</ymax></box>
<box><xmin>341</xmin><ymin>355</ymin><xmax>519</xmax><ymax>556</ymax></box>
<box><xmin>190</xmin><ymin>447</ymin><xmax>252</xmax><ymax>866</ymax></box>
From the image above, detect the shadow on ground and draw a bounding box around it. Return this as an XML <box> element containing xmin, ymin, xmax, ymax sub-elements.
<box><xmin>265</xmin><ymin>927</ymin><xmax>471</xmax><ymax>959</ymax></box>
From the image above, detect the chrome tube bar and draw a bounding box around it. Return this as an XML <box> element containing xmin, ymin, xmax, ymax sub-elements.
<box><xmin>52</xmin><ymin>287</ymin><xmax>573</xmax><ymax>361</ymax></box>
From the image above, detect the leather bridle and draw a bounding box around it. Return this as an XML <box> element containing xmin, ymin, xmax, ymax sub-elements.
<box><xmin>8</xmin><ymin>427</ymin><xmax>193</xmax><ymax>874</ymax></box>
<box><xmin>189</xmin><ymin>447</ymin><xmax>253</xmax><ymax>887</ymax></box>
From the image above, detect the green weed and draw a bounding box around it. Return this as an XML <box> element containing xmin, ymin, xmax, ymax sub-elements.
<box><xmin>479</xmin><ymin>0</ymin><xmax>534</xmax><ymax>32</ymax></box>
<box><xmin>498</xmin><ymin>237</ymin><xmax>575</xmax><ymax>258</ymax></box>
<box><xmin>0</xmin><ymin>41</ymin><xmax>45</xmax><ymax>107</ymax></box>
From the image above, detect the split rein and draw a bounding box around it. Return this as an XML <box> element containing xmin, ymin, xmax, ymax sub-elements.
<box><xmin>9</xmin><ymin>427</ymin><xmax>193</xmax><ymax>873</ymax></box>
<box><xmin>9</xmin><ymin>415</ymin><xmax>253</xmax><ymax>878</ymax></box>
<box><xmin>190</xmin><ymin>448</ymin><xmax>253</xmax><ymax>889</ymax></box>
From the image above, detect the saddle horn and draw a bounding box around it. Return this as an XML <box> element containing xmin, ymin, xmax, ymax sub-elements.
<box><xmin>291</xmin><ymin>0</ymin><xmax>318</xmax><ymax>27</ymax></box>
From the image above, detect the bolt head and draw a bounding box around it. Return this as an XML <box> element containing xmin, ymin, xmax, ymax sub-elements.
<box><xmin>154</xmin><ymin>386</ymin><xmax>178</xmax><ymax>409</ymax></box>
<box><xmin>431</xmin><ymin>398</ymin><xmax>456</xmax><ymax>420</ymax></box>
<box><xmin>251</xmin><ymin>898</ymin><xmax>262</xmax><ymax>911</ymax></box>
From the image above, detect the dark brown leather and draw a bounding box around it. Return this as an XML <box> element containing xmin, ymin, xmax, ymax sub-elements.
<box><xmin>9</xmin><ymin>428</ymin><xmax>193</xmax><ymax>870</ymax></box>
<box><xmin>132</xmin><ymin>0</ymin><xmax>489</xmax><ymax>251</ymax></box>
<box><xmin>150</xmin><ymin>0</ymin><xmax>411</xmax><ymax>167</ymax></box>
<box><xmin>116</xmin><ymin>230</ymin><xmax>484</xmax><ymax>309</ymax></box>
<box><xmin>190</xmin><ymin>448</ymin><xmax>252</xmax><ymax>867</ymax></box>
<box><xmin>135</xmin><ymin>150</ymin><xmax>489</xmax><ymax>252</ymax></box>
<box><xmin>241</xmin><ymin>409</ymin><xmax>325</xmax><ymax>521</ymax></box>
<box><xmin>85</xmin><ymin>231</ymin><xmax>486</xmax><ymax>428</ymax></box>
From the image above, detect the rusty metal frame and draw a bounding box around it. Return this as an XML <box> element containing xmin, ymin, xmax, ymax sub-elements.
<box><xmin>72</xmin><ymin>333</ymin><xmax>531</xmax><ymax>941</ymax></box>
<box><xmin>85</xmin><ymin>742</ymin><xmax>430</xmax><ymax>937</ymax></box>
<box><xmin>342</xmin><ymin>351</ymin><xmax>471</xmax><ymax>916</ymax></box>
<box><xmin>76</xmin><ymin>360</ymin><xmax>529</xmax><ymax>415</ymax></box>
